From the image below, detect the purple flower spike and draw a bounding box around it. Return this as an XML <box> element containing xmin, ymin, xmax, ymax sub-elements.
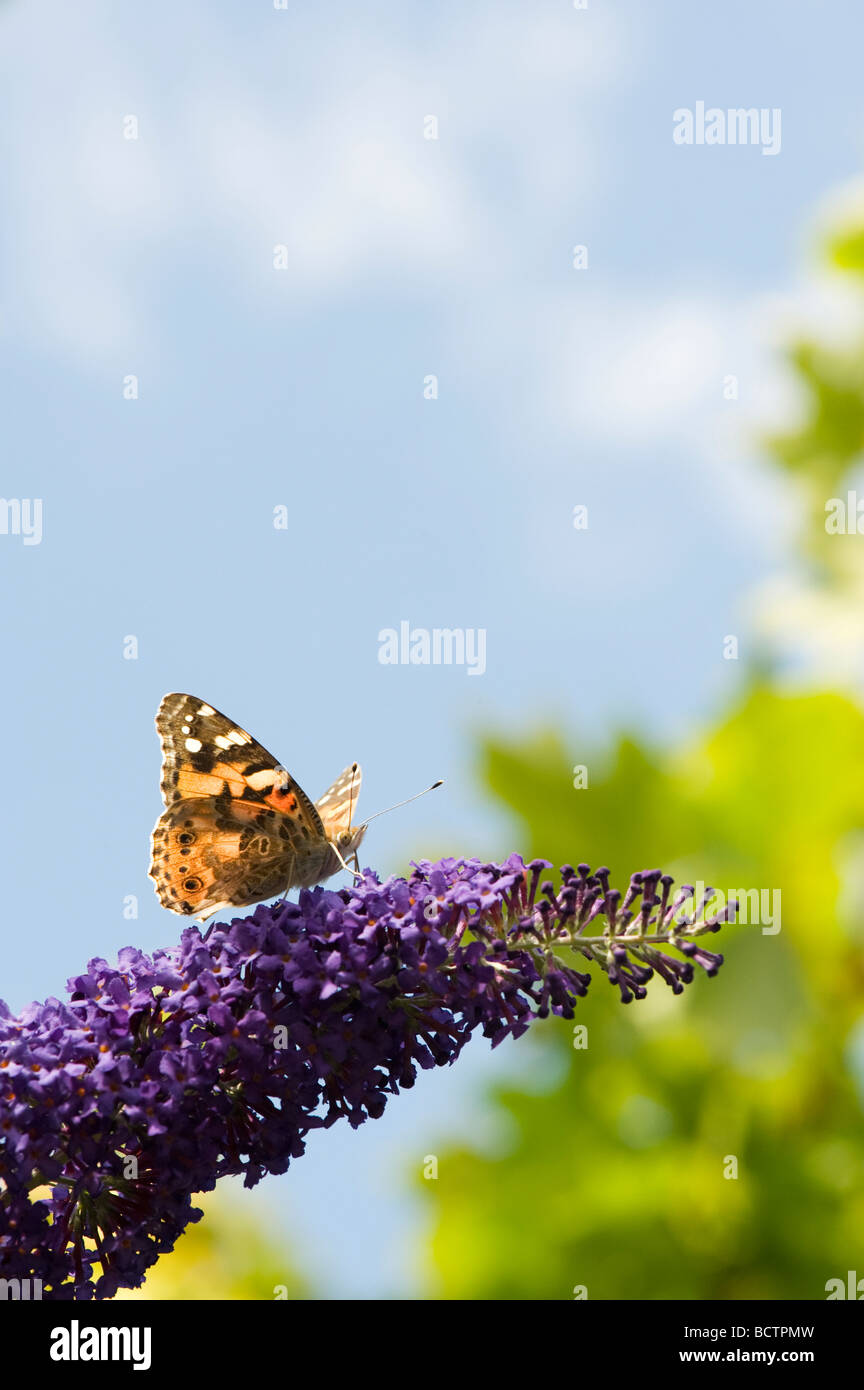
<box><xmin>0</xmin><ymin>856</ymin><xmax>729</xmax><ymax>1297</ymax></box>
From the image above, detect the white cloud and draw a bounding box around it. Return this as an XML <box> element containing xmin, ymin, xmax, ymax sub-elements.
<box><xmin>0</xmin><ymin>1</ymin><xmax>626</xmax><ymax>368</ymax></box>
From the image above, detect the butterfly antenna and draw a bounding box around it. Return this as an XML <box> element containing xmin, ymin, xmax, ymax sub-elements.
<box><xmin>363</xmin><ymin>780</ymin><xmax>443</xmax><ymax>826</ymax></box>
<box><xmin>348</xmin><ymin>761</ymin><xmax>359</xmax><ymax>830</ymax></box>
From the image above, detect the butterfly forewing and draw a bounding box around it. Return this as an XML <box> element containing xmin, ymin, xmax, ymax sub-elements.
<box><xmin>155</xmin><ymin>693</ymin><xmax>321</xmax><ymax>828</ymax></box>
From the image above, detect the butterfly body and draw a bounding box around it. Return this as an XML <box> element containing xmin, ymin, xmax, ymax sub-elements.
<box><xmin>149</xmin><ymin>693</ymin><xmax>365</xmax><ymax>918</ymax></box>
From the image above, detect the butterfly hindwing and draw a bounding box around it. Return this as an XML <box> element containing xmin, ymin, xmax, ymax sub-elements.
<box><xmin>315</xmin><ymin>763</ymin><xmax>362</xmax><ymax>839</ymax></box>
<box><xmin>150</xmin><ymin>795</ymin><xmax>303</xmax><ymax>917</ymax></box>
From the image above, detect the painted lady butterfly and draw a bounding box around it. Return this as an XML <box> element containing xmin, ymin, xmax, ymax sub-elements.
<box><xmin>149</xmin><ymin>693</ymin><xmax>367</xmax><ymax>919</ymax></box>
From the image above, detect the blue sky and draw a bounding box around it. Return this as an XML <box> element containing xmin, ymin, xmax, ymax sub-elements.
<box><xmin>2</xmin><ymin>0</ymin><xmax>864</xmax><ymax>1297</ymax></box>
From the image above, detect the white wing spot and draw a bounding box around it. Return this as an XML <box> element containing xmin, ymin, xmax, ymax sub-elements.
<box><xmin>197</xmin><ymin>704</ymin><xmax>215</xmax><ymax>716</ymax></box>
<box><xmin>228</xmin><ymin>729</ymin><xmax>250</xmax><ymax>745</ymax></box>
<box><xmin>185</xmin><ymin>737</ymin><xmax>203</xmax><ymax>753</ymax></box>
<box><xmin>247</xmin><ymin>769</ymin><xmax>278</xmax><ymax>790</ymax></box>
<box><xmin>214</xmin><ymin>735</ymin><xmax>232</xmax><ymax>750</ymax></box>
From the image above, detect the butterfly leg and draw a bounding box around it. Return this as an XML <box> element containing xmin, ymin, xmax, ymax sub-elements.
<box><xmin>273</xmin><ymin>854</ymin><xmax>298</xmax><ymax>915</ymax></box>
<box><xmin>329</xmin><ymin>841</ymin><xmax>364</xmax><ymax>883</ymax></box>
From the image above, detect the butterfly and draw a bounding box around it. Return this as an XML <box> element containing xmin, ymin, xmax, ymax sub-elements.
<box><xmin>149</xmin><ymin>693</ymin><xmax>368</xmax><ymax>919</ymax></box>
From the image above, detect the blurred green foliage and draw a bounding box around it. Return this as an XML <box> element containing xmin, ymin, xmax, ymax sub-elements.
<box><xmin>418</xmin><ymin>210</ymin><xmax>864</xmax><ymax>1300</ymax></box>
<box><xmin>765</xmin><ymin>212</ymin><xmax>864</xmax><ymax>553</ymax></box>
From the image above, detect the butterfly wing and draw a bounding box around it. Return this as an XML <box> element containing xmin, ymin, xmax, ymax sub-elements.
<box><xmin>150</xmin><ymin>794</ymin><xmax>303</xmax><ymax>917</ymax></box>
<box><xmin>315</xmin><ymin>763</ymin><xmax>362</xmax><ymax>838</ymax></box>
<box><xmin>150</xmin><ymin>694</ymin><xmax>330</xmax><ymax>916</ymax></box>
<box><xmin>155</xmin><ymin>692</ymin><xmax>322</xmax><ymax>825</ymax></box>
